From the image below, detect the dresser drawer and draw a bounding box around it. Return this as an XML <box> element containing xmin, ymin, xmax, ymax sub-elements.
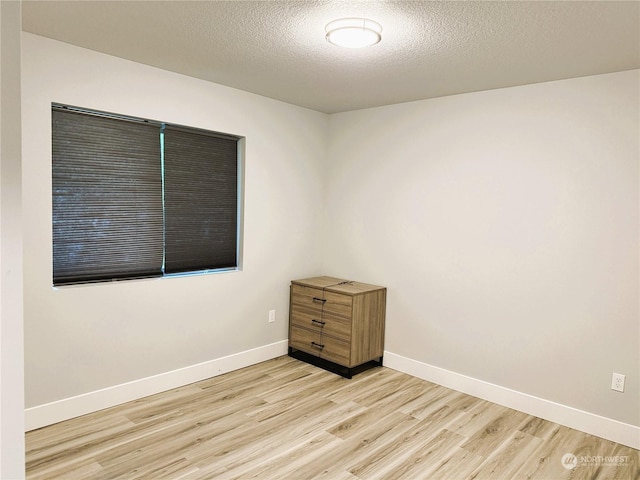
<box><xmin>290</xmin><ymin>305</ymin><xmax>351</xmax><ymax>342</ymax></box>
<box><xmin>291</xmin><ymin>284</ymin><xmax>352</xmax><ymax>317</ymax></box>
<box><xmin>290</xmin><ymin>325</ymin><xmax>351</xmax><ymax>366</ymax></box>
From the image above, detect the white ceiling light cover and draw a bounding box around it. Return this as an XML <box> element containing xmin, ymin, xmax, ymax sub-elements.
<box><xmin>325</xmin><ymin>17</ymin><xmax>382</xmax><ymax>48</ymax></box>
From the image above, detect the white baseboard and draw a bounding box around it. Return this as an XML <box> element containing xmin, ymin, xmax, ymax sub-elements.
<box><xmin>383</xmin><ymin>351</ymin><xmax>639</xmax><ymax>449</ymax></box>
<box><xmin>25</xmin><ymin>340</ymin><xmax>289</xmax><ymax>431</ymax></box>
<box><xmin>25</xmin><ymin>344</ymin><xmax>639</xmax><ymax>450</ymax></box>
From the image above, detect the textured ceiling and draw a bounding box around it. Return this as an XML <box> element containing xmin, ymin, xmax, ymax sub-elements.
<box><xmin>22</xmin><ymin>1</ymin><xmax>640</xmax><ymax>114</ymax></box>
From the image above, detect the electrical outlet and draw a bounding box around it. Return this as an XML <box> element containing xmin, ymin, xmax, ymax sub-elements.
<box><xmin>611</xmin><ymin>373</ymin><xmax>625</xmax><ymax>393</ymax></box>
<box><xmin>268</xmin><ymin>309</ymin><xmax>276</xmax><ymax>323</ymax></box>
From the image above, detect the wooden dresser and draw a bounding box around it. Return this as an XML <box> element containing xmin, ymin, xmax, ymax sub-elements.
<box><xmin>288</xmin><ymin>276</ymin><xmax>386</xmax><ymax>378</ymax></box>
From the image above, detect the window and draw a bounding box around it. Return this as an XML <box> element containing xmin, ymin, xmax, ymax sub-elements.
<box><xmin>52</xmin><ymin>104</ymin><xmax>241</xmax><ymax>285</ymax></box>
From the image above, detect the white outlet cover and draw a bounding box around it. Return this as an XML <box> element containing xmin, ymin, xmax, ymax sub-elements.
<box><xmin>611</xmin><ymin>373</ymin><xmax>625</xmax><ymax>392</ymax></box>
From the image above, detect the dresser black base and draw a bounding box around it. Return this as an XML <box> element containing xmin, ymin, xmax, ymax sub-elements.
<box><xmin>288</xmin><ymin>347</ymin><xmax>383</xmax><ymax>379</ymax></box>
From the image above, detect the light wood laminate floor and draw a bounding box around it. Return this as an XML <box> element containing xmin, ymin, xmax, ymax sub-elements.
<box><xmin>26</xmin><ymin>356</ymin><xmax>639</xmax><ymax>479</ymax></box>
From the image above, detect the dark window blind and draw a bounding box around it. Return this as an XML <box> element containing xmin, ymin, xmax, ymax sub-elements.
<box><xmin>52</xmin><ymin>108</ymin><xmax>163</xmax><ymax>284</ymax></box>
<box><xmin>163</xmin><ymin>126</ymin><xmax>238</xmax><ymax>273</ymax></box>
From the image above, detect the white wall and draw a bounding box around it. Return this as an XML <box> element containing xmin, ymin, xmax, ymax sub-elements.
<box><xmin>324</xmin><ymin>70</ymin><xmax>639</xmax><ymax>428</ymax></box>
<box><xmin>1</xmin><ymin>2</ymin><xmax>25</xmax><ymax>476</ymax></box>
<box><xmin>22</xmin><ymin>33</ymin><xmax>327</xmax><ymax>411</ymax></box>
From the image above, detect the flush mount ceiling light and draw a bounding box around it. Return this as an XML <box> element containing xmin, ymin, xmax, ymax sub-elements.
<box><xmin>325</xmin><ymin>17</ymin><xmax>382</xmax><ymax>48</ymax></box>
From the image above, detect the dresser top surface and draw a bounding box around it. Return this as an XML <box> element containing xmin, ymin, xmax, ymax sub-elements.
<box><xmin>291</xmin><ymin>276</ymin><xmax>385</xmax><ymax>295</ymax></box>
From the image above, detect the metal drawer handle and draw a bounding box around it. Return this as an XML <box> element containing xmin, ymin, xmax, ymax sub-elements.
<box><xmin>312</xmin><ymin>297</ymin><xmax>326</xmax><ymax>303</ymax></box>
<box><xmin>311</xmin><ymin>341</ymin><xmax>325</xmax><ymax>349</ymax></box>
<box><xmin>311</xmin><ymin>319</ymin><xmax>326</xmax><ymax>326</ymax></box>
